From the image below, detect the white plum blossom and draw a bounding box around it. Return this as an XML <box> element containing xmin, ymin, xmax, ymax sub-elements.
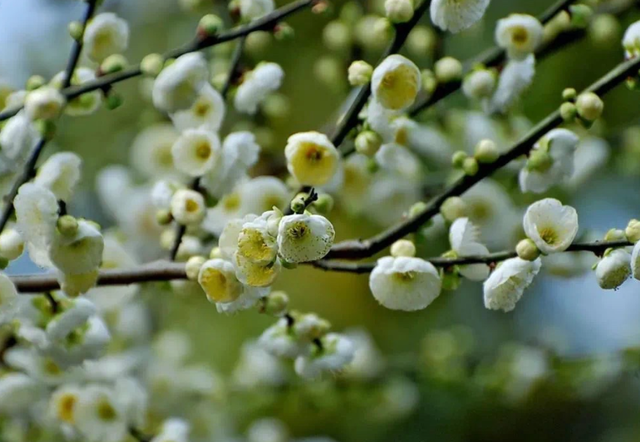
<box><xmin>0</xmin><ymin>272</ymin><xmax>19</xmax><ymax>325</ymax></box>
<box><xmin>171</xmin><ymin>189</ymin><xmax>206</xmax><ymax>225</ymax></box>
<box><xmin>462</xmin><ymin>68</ymin><xmax>496</xmax><ymax>100</ymax></box>
<box><xmin>259</xmin><ymin>317</ymin><xmax>312</xmax><ymax>358</ymax></box>
<box><xmin>24</xmin><ymin>86</ymin><xmax>65</xmax><ymax>120</ymax></box>
<box><xmin>235</xmin><ymin>62</ymin><xmax>284</xmax><ymax>114</ymax></box>
<box><xmin>171</xmin><ymin>128</ymin><xmax>221</xmax><ymax>177</ymax></box>
<box><xmin>277</xmin><ymin>213</ymin><xmax>335</xmax><ymax>263</ymax></box>
<box><xmin>294</xmin><ymin>333</ymin><xmax>355</xmax><ymax>379</ymax></box>
<box><xmin>285</xmin><ymin>131</ymin><xmax>339</xmax><ymax>186</ymax></box>
<box><xmin>84</xmin><ymin>13</ymin><xmax>130</xmax><ymax>62</ymax></box>
<box><xmin>371</xmin><ymin>55</ymin><xmax>421</xmax><ymax>111</ymax></box>
<box><xmin>0</xmin><ymin>113</ymin><xmax>38</xmax><ymax>174</ymax></box>
<box><xmin>523</xmin><ymin>198</ymin><xmax>579</xmax><ymax>254</ymax></box>
<box><xmin>51</xmin><ymin>67</ymin><xmax>102</xmax><ymax>116</ymax></box>
<box><xmin>495</xmin><ymin>14</ymin><xmax>544</xmax><ymax>60</ymax></box>
<box><xmin>430</xmin><ymin>0</ymin><xmax>491</xmax><ymax>33</ymax></box>
<box><xmin>49</xmin><ymin>220</ymin><xmax>104</xmax><ymax>276</ymax></box>
<box><xmin>153</xmin><ymin>53</ymin><xmax>209</xmax><ymax>113</ymax></box>
<box><xmin>0</xmin><ymin>373</ymin><xmax>43</xmax><ymax>414</ymax></box>
<box><xmin>623</xmin><ymin>20</ymin><xmax>640</xmax><ymax>58</ymax></box>
<box><xmin>369</xmin><ymin>256</ymin><xmax>442</xmax><ymax>311</ymax></box>
<box><xmin>14</xmin><ymin>183</ymin><xmax>59</xmax><ymax>268</ymax></box>
<box><xmin>130</xmin><ymin>123</ymin><xmax>180</xmax><ymax>179</ymax></box>
<box><xmin>73</xmin><ymin>385</ymin><xmax>128</xmax><ymax>442</ymax></box>
<box><xmin>201</xmin><ymin>131</ymin><xmax>260</xmax><ymax>198</ymax></box>
<box><xmin>519</xmin><ymin>129</ymin><xmax>580</xmax><ymax>194</ymax></box>
<box><xmin>151</xmin><ymin>418</ymin><xmax>190</xmax><ymax>442</ymax></box>
<box><xmin>49</xmin><ymin>384</ymin><xmax>82</xmax><ymax>425</ymax></box>
<box><xmin>489</xmin><ymin>54</ymin><xmax>535</xmax><ymax>113</ymax></box>
<box><xmin>240</xmin><ymin>0</ymin><xmax>275</xmax><ymax>21</ymax></box>
<box><xmin>34</xmin><ymin>152</ymin><xmax>82</xmax><ymax>201</ymax></box>
<box><xmin>449</xmin><ymin>217</ymin><xmax>490</xmax><ymax>281</ymax></box>
<box><xmin>232</xmin><ymin>340</ymin><xmax>287</xmax><ymax>387</ymax></box>
<box><xmin>596</xmin><ymin>249</ymin><xmax>631</xmax><ymax>290</ymax></box>
<box><xmin>170</xmin><ymin>83</ymin><xmax>225</xmax><ymax>133</ymax></box>
<box><xmin>483</xmin><ymin>257</ymin><xmax>541</xmax><ymax>312</ymax></box>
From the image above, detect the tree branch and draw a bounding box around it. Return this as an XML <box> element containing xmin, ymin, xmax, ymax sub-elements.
<box><xmin>0</xmin><ymin>0</ymin><xmax>99</xmax><ymax>234</ymax></box>
<box><xmin>0</xmin><ymin>0</ymin><xmax>315</xmax><ymax>122</ymax></box>
<box><xmin>325</xmin><ymin>55</ymin><xmax>640</xmax><ymax>260</ymax></box>
<box><xmin>220</xmin><ymin>35</ymin><xmax>247</xmax><ymax>99</ymax></box>
<box><xmin>313</xmin><ymin>240</ymin><xmax>633</xmax><ymax>274</ymax></box>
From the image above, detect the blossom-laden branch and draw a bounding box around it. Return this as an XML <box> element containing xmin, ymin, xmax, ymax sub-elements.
<box><xmin>168</xmin><ymin>34</ymin><xmax>247</xmax><ymax>259</ymax></box>
<box><xmin>0</xmin><ymin>0</ymin><xmax>99</xmax><ymax>234</ymax></box>
<box><xmin>407</xmin><ymin>0</ymin><xmax>636</xmax><ymax>117</ymax></box>
<box><xmin>9</xmin><ymin>239</ymin><xmax>632</xmax><ymax>291</ymax></box>
<box><xmin>325</xmin><ymin>54</ymin><xmax>640</xmax><ymax>260</ymax></box>
<box><xmin>0</xmin><ymin>0</ymin><xmax>315</xmax><ymax>123</ymax></box>
<box><xmin>330</xmin><ymin>0</ymin><xmax>433</xmax><ymax>149</ymax></box>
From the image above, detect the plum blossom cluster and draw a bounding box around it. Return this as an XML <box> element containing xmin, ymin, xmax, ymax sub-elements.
<box><xmin>1</xmin><ymin>0</ymin><xmax>640</xmax><ymax>440</ymax></box>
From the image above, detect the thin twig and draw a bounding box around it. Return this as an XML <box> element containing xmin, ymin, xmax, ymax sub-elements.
<box><xmin>0</xmin><ymin>0</ymin><xmax>98</xmax><ymax>234</ymax></box>
<box><xmin>0</xmin><ymin>0</ymin><xmax>315</xmax><ymax>122</ymax></box>
<box><xmin>313</xmin><ymin>240</ymin><xmax>632</xmax><ymax>274</ymax></box>
<box><xmin>330</xmin><ymin>0</ymin><xmax>433</xmax><ymax>149</ymax></box>
<box><xmin>326</xmin><ymin>55</ymin><xmax>640</xmax><ymax>260</ymax></box>
<box><xmin>221</xmin><ymin>36</ymin><xmax>247</xmax><ymax>99</ymax></box>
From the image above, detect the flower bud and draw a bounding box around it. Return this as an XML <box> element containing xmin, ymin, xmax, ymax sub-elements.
<box><xmin>390</xmin><ymin>239</ymin><xmax>416</xmax><ymax>257</ymax></box>
<box><xmin>527</xmin><ymin>149</ymin><xmax>553</xmax><ymax>172</ymax></box>
<box><xmin>26</xmin><ymin>75</ymin><xmax>45</xmax><ymax>91</ymax></box>
<box><xmin>462</xmin><ymin>69</ymin><xmax>495</xmax><ymax>100</ymax></box>
<box><xmin>0</xmin><ymin>229</ymin><xmax>24</xmax><ymax>261</ymax></box>
<box><xmin>474</xmin><ymin>139</ymin><xmax>499</xmax><ymax>164</ymax></box>
<box><xmin>186</xmin><ymin>255</ymin><xmax>206</xmax><ymax>280</ymax></box>
<box><xmin>462</xmin><ymin>157</ymin><xmax>479</xmax><ymax>176</ymax></box>
<box><xmin>562</xmin><ymin>87</ymin><xmax>577</xmax><ymax>102</ymax></box>
<box><xmin>626</xmin><ymin>219</ymin><xmax>640</xmax><ymax>243</ymax></box>
<box><xmin>452</xmin><ymin>151</ymin><xmax>467</xmax><ymax>169</ymax></box>
<box><xmin>434</xmin><ymin>57</ymin><xmax>462</xmax><ymax>83</ymax></box>
<box><xmin>68</xmin><ymin>21</ymin><xmax>83</xmax><ymax>41</ymax></box>
<box><xmin>263</xmin><ymin>290</ymin><xmax>289</xmax><ymax>316</ymax></box>
<box><xmin>516</xmin><ymin>238</ymin><xmax>540</xmax><ymax>261</ymax></box>
<box><xmin>290</xmin><ymin>193</ymin><xmax>307</xmax><ymax>214</ymax></box>
<box><xmin>355</xmin><ymin>130</ymin><xmax>382</xmax><ymax>156</ymax></box>
<box><xmin>313</xmin><ymin>194</ymin><xmax>334</xmax><ymax>215</ymax></box>
<box><xmin>569</xmin><ymin>4</ymin><xmax>592</xmax><ymax>29</ymax></box>
<box><xmin>156</xmin><ymin>209</ymin><xmax>173</xmax><ymax>226</ymax></box>
<box><xmin>384</xmin><ymin>0</ymin><xmax>413</xmax><ymax>23</ymax></box>
<box><xmin>440</xmin><ymin>197</ymin><xmax>467</xmax><ymax>222</ymax></box>
<box><xmin>604</xmin><ymin>228</ymin><xmax>626</xmax><ymax>242</ymax></box>
<box><xmin>198</xmin><ymin>14</ymin><xmax>224</xmax><ymax>37</ymax></box>
<box><xmin>274</xmin><ymin>23</ymin><xmax>295</xmax><ymax>41</ymax></box>
<box><xmin>25</xmin><ymin>87</ymin><xmax>65</xmax><ymax>120</ymax></box>
<box><xmin>589</xmin><ymin>14</ymin><xmax>620</xmax><ymax>47</ymax></box>
<box><xmin>141</xmin><ymin>53</ymin><xmax>164</xmax><ymax>77</ymax></box>
<box><xmin>209</xmin><ymin>247</ymin><xmax>223</xmax><ymax>259</ymax></box>
<box><xmin>560</xmin><ymin>102</ymin><xmax>577</xmax><ymax>122</ymax></box>
<box><xmin>348</xmin><ymin>60</ymin><xmax>373</xmax><ymax>86</ymax></box>
<box><xmin>421</xmin><ymin>69</ymin><xmax>437</xmax><ymax>94</ymax></box>
<box><xmin>406</xmin><ymin>26</ymin><xmax>436</xmax><ymax>57</ymax></box>
<box><xmin>105</xmin><ymin>93</ymin><xmax>123</xmax><ymax>110</ymax></box>
<box><xmin>100</xmin><ymin>54</ymin><xmax>128</xmax><ymax>74</ymax></box>
<box><xmin>57</xmin><ymin>215</ymin><xmax>79</xmax><ymax>237</ymax></box>
<box><xmin>408</xmin><ymin>201</ymin><xmax>427</xmax><ymax>218</ymax></box>
<box><xmin>576</xmin><ymin>92</ymin><xmax>604</xmax><ymax>122</ymax></box>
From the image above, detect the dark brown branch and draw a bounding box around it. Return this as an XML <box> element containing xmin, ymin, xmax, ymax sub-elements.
<box><xmin>313</xmin><ymin>240</ymin><xmax>633</xmax><ymax>274</ymax></box>
<box><xmin>221</xmin><ymin>35</ymin><xmax>247</xmax><ymax>99</ymax></box>
<box><xmin>326</xmin><ymin>55</ymin><xmax>640</xmax><ymax>260</ymax></box>
<box><xmin>11</xmin><ymin>262</ymin><xmax>187</xmax><ymax>293</ymax></box>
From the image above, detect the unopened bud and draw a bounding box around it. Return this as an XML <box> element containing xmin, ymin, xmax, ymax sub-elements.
<box><xmin>355</xmin><ymin>130</ymin><xmax>382</xmax><ymax>156</ymax></box>
<box><xmin>434</xmin><ymin>57</ymin><xmax>462</xmax><ymax>83</ymax></box>
<box><xmin>626</xmin><ymin>219</ymin><xmax>640</xmax><ymax>243</ymax></box>
<box><xmin>348</xmin><ymin>60</ymin><xmax>373</xmax><ymax>86</ymax></box>
<box><xmin>141</xmin><ymin>53</ymin><xmax>164</xmax><ymax>77</ymax></box>
<box><xmin>560</xmin><ymin>102</ymin><xmax>577</xmax><ymax>122</ymax></box>
<box><xmin>576</xmin><ymin>92</ymin><xmax>604</xmax><ymax>122</ymax></box>
<box><xmin>516</xmin><ymin>239</ymin><xmax>540</xmax><ymax>261</ymax></box>
<box><xmin>57</xmin><ymin>215</ymin><xmax>79</xmax><ymax>237</ymax></box>
<box><xmin>474</xmin><ymin>139</ymin><xmax>499</xmax><ymax>164</ymax></box>
<box><xmin>604</xmin><ymin>228</ymin><xmax>626</xmax><ymax>242</ymax></box>
<box><xmin>441</xmin><ymin>197</ymin><xmax>467</xmax><ymax>222</ymax></box>
<box><xmin>198</xmin><ymin>14</ymin><xmax>224</xmax><ymax>37</ymax></box>
<box><xmin>452</xmin><ymin>151</ymin><xmax>468</xmax><ymax>169</ymax></box>
<box><xmin>462</xmin><ymin>157</ymin><xmax>479</xmax><ymax>176</ymax></box>
<box><xmin>263</xmin><ymin>290</ymin><xmax>289</xmax><ymax>316</ymax></box>
<box><xmin>185</xmin><ymin>256</ymin><xmax>206</xmax><ymax>281</ymax></box>
<box><xmin>100</xmin><ymin>54</ymin><xmax>128</xmax><ymax>75</ymax></box>
<box><xmin>384</xmin><ymin>0</ymin><xmax>413</xmax><ymax>23</ymax></box>
<box><xmin>390</xmin><ymin>239</ymin><xmax>416</xmax><ymax>257</ymax></box>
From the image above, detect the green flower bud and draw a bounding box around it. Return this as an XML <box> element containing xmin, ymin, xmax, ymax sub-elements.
<box><xmin>440</xmin><ymin>197</ymin><xmax>467</xmax><ymax>222</ymax></box>
<box><xmin>474</xmin><ymin>139</ymin><xmax>499</xmax><ymax>164</ymax></box>
<box><xmin>57</xmin><ymin>215</ymin><xmax>79</xmax><ymax>237</ymax></box>
<box><xmin>408</xmin><ymin>201</ymin><xmax>427</xmax><ymax>218</ymax></box>
<box><xmin>560</xmin><ymin>102</ymin><xmax>577</xmax><ymax>122</ymax></box>
<box><xmin>100</xmin><ymin>54</ymin><xmax>128</xmax><ymax>75</ymax></box>
<box><xmin>209</xmin><ymin>247</ymin><xmax>223</xmax><ymax>259</ymax></box>
<box><xmin>68</xmin><ymin>21</ymin><xmax>84</xmax><ymax>41</ymax></box>
<box><xmin>576</xmin><ymin>92</ymin><xmax>604</xmax><ymax>122</ymax></box>
<box><xmin>156</xmin><ymin>209</ymin><xmax>173</xmax><ymax>226</ymax></box>
<box><xmin>348</xmin><ymin>60</ymin><xmax>373</xmax><ymax>86</ymax></box>
<box><xmin>355</xmin><ymin>130</ymin><xmax>382</xmax><ymax>156</ymax></box>
<box><xmin>323</xmin><ymin>20</ymin><xmax>352</xmax><ymax>51</ymax></box>
<box><xmin>141</xmin><ymin>53</ymin><xmax>164</xmax><ymax>77</ymax></box>
<box><xmin>384</xmin><ymin>0</ymin><xmax>414</xmax><ymax>23</ymax></box>
<box><xmin>604</xmin><ymin>228</ymin><xmax>625</xmax><ymax>242</ymax></box>
<box><xmin>434</xmin><ymin>57</ymin><xmax>462</xmax><ymax>83</ymax></box>
<box><xmin>185</xmin><ymin>256</ymin><xmax>206</xmax><ymax>281</ymax></box>
<box><xmin>198</xmin><ymin>14</ymin><xmax>224</xmax><ymax>37</ymax></box>
<box><xmin>516</xmin><ymin>238</ymin><xmax>540</xmax><ymax>261</ymax></box>
<box><xmin>527</xmin><ymin>149</ymin><xmax>553</xmax><ymax>172</ymax></box>
<box><xmin>562</xmin><ymin>87</ymin><xmax>577</xmax><ymax>102</ymax></box>
<box><xmin>569</xmin><ymin>4</ymin><xmax>593</xmax><ymax>29</ymax></box>
<box><xmin>452</xmin><ymin>150</ymin><xmax>468</xmax><ymax>169</ymax></box>
<box><xmin>26</xmin><ymin>75</ymin><xmax>46</xmax><ymax>91</ymax></box>
<box><xmin>390</xmin><ymin>239</ymin><xmax>416</xmax><ymax>257</ymax></box>
<box><xmin>313</xmin><ymin>194</ymin><xmax>334</xmax><ymax>215</ymax></box>
<box><xmin>626</xmin><ymin>219</ymin><xmax>640</xmax><ymax>243</ymax></box>
<box><xmin>462</xmin><ymin>157</ymin><xmax>479</xmax><ymax>176</ymax></box>
<box><xmin>274</xmin><ymin>23</ymin><xmax>295</xmax><ymax>41</ymax></box>
<box><xmin>290</xmin><ymin>193</ymin><xmax>307</xmax><ymax>214</ymax></box>
<box><xmin>105</xmin><ymin>93</ymin><xmax>123</xmax><ymax>110</ymax></box>
<box><xmin>263</xmin><ymin>290</ymin><xmax>289</xmax><ymax>316</ymax></box>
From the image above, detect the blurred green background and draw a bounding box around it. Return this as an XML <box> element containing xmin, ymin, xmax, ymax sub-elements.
<box><xmin>5</xmin><ymin>0</ymin><xmax>640</xmax><ymax>440</ymax></box>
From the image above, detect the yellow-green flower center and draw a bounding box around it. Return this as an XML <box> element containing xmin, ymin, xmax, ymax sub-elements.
<box><xmin>538</xmin><ymin>226</ymin><xmax>558</xmax><ymax>245</ymax></box>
